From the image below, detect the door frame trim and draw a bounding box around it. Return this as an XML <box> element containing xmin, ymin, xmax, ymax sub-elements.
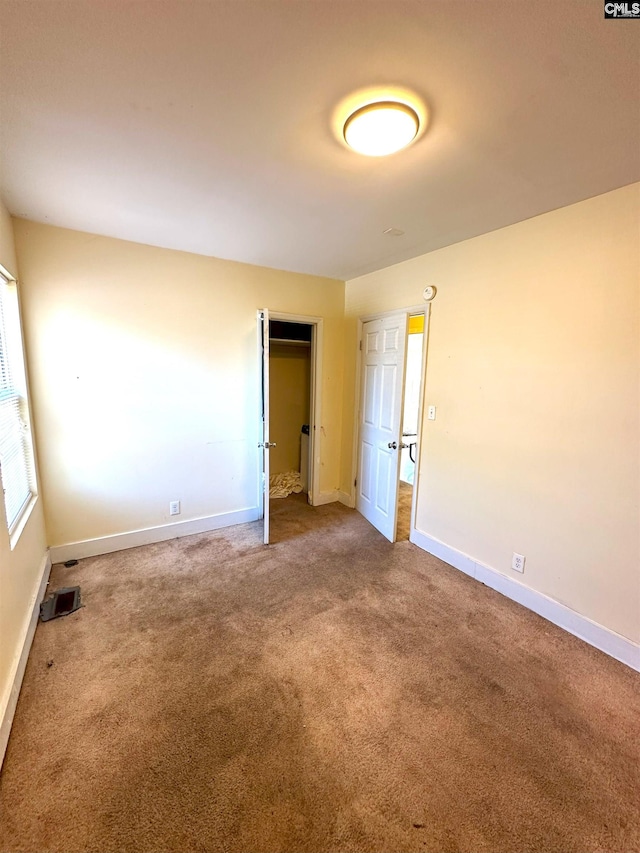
<box><xmin>409</xmin><ymin>305</ymin><xmax>431</xmax><ymax>538</ymax></box>
<box><xmin>351</xmin><ymin>303</ymin><xmax>431</xmax><ymax>541</ymax></box>
<box><xmin>266</xmin><ymin>310</ymin><xmax>323</xmax><ymax>507</ymax></box>
<box><xmin>257</xmin><ymin>309</ymin><xmax>271</xmax><ymax>543</ymax></box>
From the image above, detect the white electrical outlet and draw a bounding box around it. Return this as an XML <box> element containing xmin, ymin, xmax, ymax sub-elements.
<box><xmin>427</xmin><ymin>405</ymin><xmax>436</xmax><ymax>420</ymax></box>
<box><xmin>169</xmin><ymin>500</ymin><xmax>181</xmax><ymax>516</ymax></box>
<box><xmin>511</xmin><ymin>552</ymin><xmax>525</xmax><ymax>573</ymax></box>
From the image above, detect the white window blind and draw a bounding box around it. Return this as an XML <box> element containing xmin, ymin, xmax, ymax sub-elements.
<box><xmin>0</xmin><ymin>273</ymin><xmax>33</xmax><ymax>531</ymax></box>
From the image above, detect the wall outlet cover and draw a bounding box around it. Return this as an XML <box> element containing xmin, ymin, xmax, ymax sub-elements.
<box><xmin>512</xmin><ymin>552</ymin><xmax>525</xmax><ymax>572</ymax></box>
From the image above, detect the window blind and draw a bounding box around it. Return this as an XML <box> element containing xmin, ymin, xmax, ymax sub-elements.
<box><xmin>0</xmin><ymin>274</ymin><xmax>32</xmax><ymax>530</ymax></box>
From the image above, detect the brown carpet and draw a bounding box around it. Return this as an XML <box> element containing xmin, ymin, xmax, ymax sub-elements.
<box><xmin>1</xmin><ymin>495</ymin><xmax>638</xmax><ymax>853</ymax></box>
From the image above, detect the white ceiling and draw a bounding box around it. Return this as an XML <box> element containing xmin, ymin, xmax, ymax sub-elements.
<box><xmin>1</xmin><ymin>0</ymin><xmax>638</xmax><ymax>281</ymax></box>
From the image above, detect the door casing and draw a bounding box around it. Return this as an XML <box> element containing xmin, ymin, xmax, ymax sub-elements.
<box><xmin>351</xmin><ymin>304</ymin><xmax>430</xmax><ymax>542</ymax></box>
<box><xmin>257</xmin><ymin>310</ymin><xmax>323</xmax><ymax>537</ymax></box>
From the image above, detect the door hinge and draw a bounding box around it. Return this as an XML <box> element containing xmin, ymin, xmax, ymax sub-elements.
<box><xmin>354</xmin><ymin>478</ymin><xmax>357</xmax><ymax>487</ymax></box>
<box><xmin>359</xmin><ymin>340</ymin><xmax>362</xmax><ymax>351</ymax></box>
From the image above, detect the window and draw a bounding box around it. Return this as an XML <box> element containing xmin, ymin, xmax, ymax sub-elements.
<box><xmin>0</xmin><ymin>270</ymin><xmax>35</xmax><ymax>535</ymax></box>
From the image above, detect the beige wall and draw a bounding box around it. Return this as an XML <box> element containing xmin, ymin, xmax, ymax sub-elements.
<box><xmin>7</xmin><ymin>184</ymin><xmax>638</xmax><ymax>657</ymax></box>
<box><xmin>0</xmin><ymin>201</ymin><xmax>48</xmax><ymax>735</ymax></box>
<box><xmin>269</xmin><ymin>343</ymin><xmax>310</xmax><ymax>476</ymax></box>
<box><xmin>343</xmin><ymin>183</ymin><xmax>639</xmax><ymax>643</ymax></box>
<box><xmin>13</xmin><ymin>221</ymin><xmax>345</xmax><ymax>547</ymax></box>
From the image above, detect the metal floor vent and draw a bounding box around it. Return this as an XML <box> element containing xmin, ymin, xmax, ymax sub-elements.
<box><xmin>40</xmin><ymin>586</ymin><xmax>82</xmax><ymax>622</ymax></box>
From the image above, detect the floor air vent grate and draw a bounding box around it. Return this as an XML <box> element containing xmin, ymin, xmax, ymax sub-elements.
<box><xmin>40</xmin><ymin>587</ymin><xmax>82</xmax><ymax>622</ymax></box>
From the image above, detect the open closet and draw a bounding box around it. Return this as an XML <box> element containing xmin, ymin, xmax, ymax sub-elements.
<box><xmin>268</xmin><ymin>320</ymin><xmax>312</xmax><ymax>500</ymax></box>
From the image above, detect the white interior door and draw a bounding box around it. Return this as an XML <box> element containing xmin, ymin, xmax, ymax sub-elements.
<box><xmin>258</xmin><ymin>309</ymin><xmax>272</xmax><ymax>544</ymax></box>
<box><xmin>356</xmin><ymin>312</ymin><xmax>408</xmax><ymax>542</ymax></box>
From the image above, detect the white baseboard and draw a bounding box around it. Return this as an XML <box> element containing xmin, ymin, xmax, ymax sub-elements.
<box><xmin>337</xmin><ymin>490</ymin><xmax>355</xmax><ymax>508</ymax></box>
<box><xmin>49</xmin><ymin>507</ymin><xmax>261</xmax><ymax>564</ymax></box>
<box><xmin>0</xmin><ymin>550</ymin><xmax>52</xmax><ymax>768</ymax></box>
<box><xmin>313</xmin><ymin>490</ymin><xmax>340</xmax><ymax>506</ymax></box>
<box><xmin>410</xmin><ymin>528</ymin><xmax>640</xmax><ymax>672</ymax></box>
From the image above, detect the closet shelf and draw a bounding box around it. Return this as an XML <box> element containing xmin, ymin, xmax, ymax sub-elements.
<box><xmin>269</xmin><ymin>338</ymin><xmax>311</xmax><ymax>347</ymax></box>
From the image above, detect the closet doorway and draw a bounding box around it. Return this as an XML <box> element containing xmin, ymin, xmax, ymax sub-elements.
<box><xmin>258</xmin><ymin>310</ymin><xmax>322</xmax><ymax>544</ymax></box>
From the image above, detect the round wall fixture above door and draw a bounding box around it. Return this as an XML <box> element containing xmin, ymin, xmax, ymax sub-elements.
<box><xmin>423</xmin><ymin>285</ymin><xmax>437</xmax><ymax>301</ymax></box>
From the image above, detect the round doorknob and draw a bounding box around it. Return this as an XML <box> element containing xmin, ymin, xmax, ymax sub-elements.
<box><xmin>388</xmin><ymin>441</ymin><xmax>398</xmax><ymax>450</ymax></box>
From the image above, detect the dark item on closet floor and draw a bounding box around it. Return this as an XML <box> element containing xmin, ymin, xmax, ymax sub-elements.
<box><xmin>40</xmin><ymin>587</ymin><xmax>82</xmax><ymax>622</ymax></box>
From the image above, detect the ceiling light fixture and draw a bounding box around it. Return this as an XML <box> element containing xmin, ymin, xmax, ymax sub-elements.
<box><xmin>343</xmin><ymin>100</ymin><xmax>420</xmax><ymax>157</ymax></box>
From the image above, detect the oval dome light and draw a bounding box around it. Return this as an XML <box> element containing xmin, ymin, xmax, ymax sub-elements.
<box><xmin>343</xmin><ymin>101</ymin><xmax>420</xmax><ymax>156</ymax></box>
